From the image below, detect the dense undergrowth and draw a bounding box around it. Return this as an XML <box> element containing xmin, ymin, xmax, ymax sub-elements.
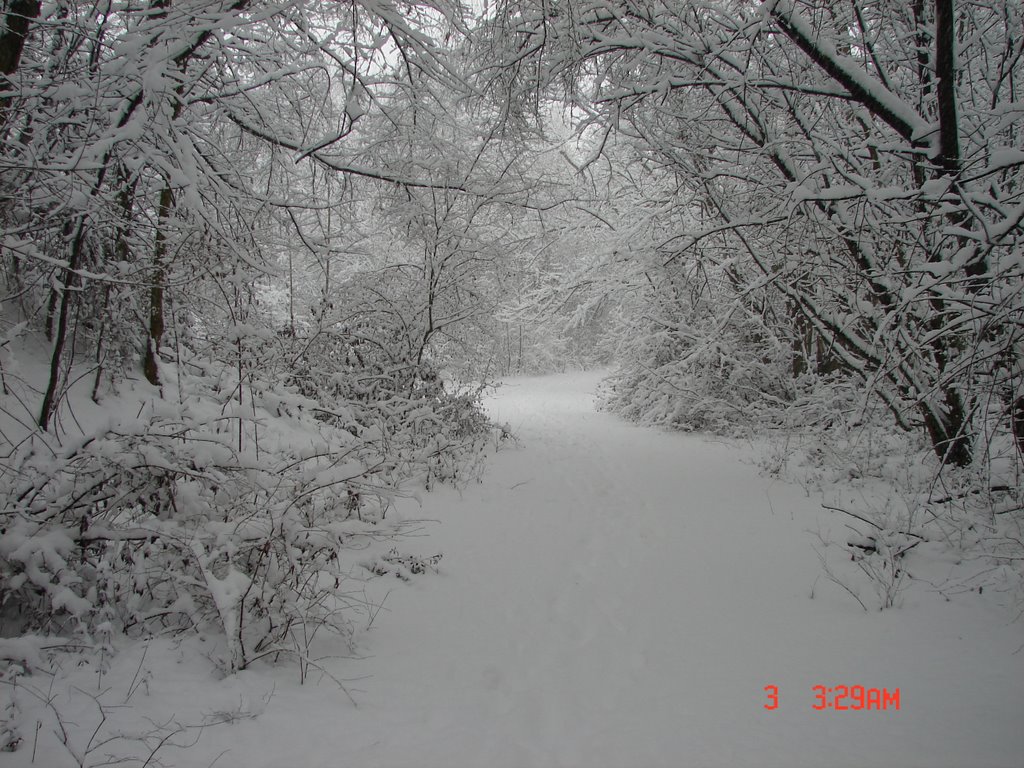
<box><xmin>0</xmin><ymin>334</ymin><xmax>494</xmax><ymax>675</ymax></box>
<box><xmin>600</xmin><ymin>353</ymin><xmax>1024</xmax><ymax>613</ymax></box>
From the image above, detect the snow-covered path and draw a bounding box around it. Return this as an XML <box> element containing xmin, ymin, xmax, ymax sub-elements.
<box><xmin>199</xmin><ymin>372</ymin><xmax>1023</xmax><ymax>768</ymax></box>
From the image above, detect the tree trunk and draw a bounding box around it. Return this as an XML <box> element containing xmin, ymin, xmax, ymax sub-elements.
<box><xmin>0</xmin><ymin>0</ymin><xmax>39</xmax><ymax>131</ymax></box>
<box><xmin>0</xmin><ymin>0</ymin><xmax>40</xmax><ymax>82</ymax></box>
<box><xmin>934</xmin><ymin>0</ymin><xmax>960</xmax><ymax>175</ymax></box>
<box><xmin>38</xmin><ymin>223</ymin><xmax>86</xmax><ymax>429</ymax></box>
<box><xmin>143</xmin><ymin>185</ymin><xmax>174</xmax><ymax>385</ymax></box>
<box><xmin>920</xmin><ymin>0</ymin><xmax>972</xmax><ymax>466</ymax></box>
<box><xmin>1013</xmin><ymin>396</ymin><xmax>1024</xmax><ymax>459</ymax></box>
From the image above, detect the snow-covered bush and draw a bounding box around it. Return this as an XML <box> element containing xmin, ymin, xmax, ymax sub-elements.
<box><xmin>0</xmin><ymin>335</ymin><xmax>491</xmax><ymax>672</ymax></box>
<box><xmin>276</xmin><ymin>301</ymin><xmax>494</xmax><ymax>487</ymax></box>
<box><xmin>0</xmin><ymin>0</ymin><xmax>499</xmax><ymax>667</ymax></box>
<box><xmin>599</xmin><ymin>257</ymin><xmax>821</xmax><ymax>435</ymax></box>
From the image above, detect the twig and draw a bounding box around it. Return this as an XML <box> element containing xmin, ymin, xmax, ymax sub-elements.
<box><xmin>815</xmin><ymin>548</ymin><xmax>869</xmax><ymax>612</ymax></box>
<box><xmin>927</xmin><ymin>485</ymin><xmax>1016</xmax><ymax>505</ymax></box>
<box><xmin>821</xmin><ymin>503</ymin><xmax>884</xmax><ymax>532</ymax></box>
<box><xmin>124</xmin><ymin>642</ymin><xmax>150</xmax><ymax>704</ymax></box>
<box><xmin>366</xmin><ymin>590</ymin><xmax>390</xmax><ymax>631</ymax></box>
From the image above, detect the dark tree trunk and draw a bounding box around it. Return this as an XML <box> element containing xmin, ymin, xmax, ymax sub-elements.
<box><xmin>921</xmin><ymin>0</ymin><xmax>972</xmax><ymax>467</ymax></box>
<box><xmin>1013</xmin><ymin>396</ymin><xmax>1024</xmax><ymax>459</ymax></box>
<box><xmin>934</xmin><ymin>0</ymin><xmax>960</xmax><ymax>175</ymax></box>
<box><xmin>0</xmin><ymin>0</ymin><xmax>40</xmax><ymax>122</ymax></box>
<box><xmin>38</xmin><ymin>224</ymin><xmax>85</xmax><ymax>429</ymax></box>
<box><xmin>143</xmin><ymin>185</ymin><xmax>174</xmax><ymax>385</ymax></box>
<box><xmin>0</xmin><ymin>0</ymin><xmax>39</xmax><ymax>76</ymax></box>
<box><xmin>770</xmin><ymin>0</ymin><xmax>975</xmax><ymax>466</ymax></box>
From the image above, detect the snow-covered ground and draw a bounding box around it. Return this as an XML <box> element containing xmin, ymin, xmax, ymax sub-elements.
<box><xmin>8</xmin><ymin>371</ymin><xmax>1024</xmax><ymax>767</ymax></box>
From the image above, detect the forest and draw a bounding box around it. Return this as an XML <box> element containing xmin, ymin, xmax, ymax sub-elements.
<box><xmin>1</xmin><ymin>0</ymin><xmax>1022</xmax><ymax>765</ymax></box>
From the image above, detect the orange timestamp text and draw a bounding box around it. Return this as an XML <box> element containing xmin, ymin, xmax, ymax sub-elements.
<box><xmin>763</xmin><ymin>685</ymin><xmax>900</xmax><ymax>711</ymax></box>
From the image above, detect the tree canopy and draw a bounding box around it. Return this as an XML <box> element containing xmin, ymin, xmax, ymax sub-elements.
<box><xmin>0</xmin><ymin>0</ymin><xmax>1021</xmax><ymax>675</ymax></box>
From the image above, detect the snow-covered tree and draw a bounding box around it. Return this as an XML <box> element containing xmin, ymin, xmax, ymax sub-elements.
<box><xmin>485</xmin><ymin>0</ymin><xmax>1024</xmax><ymax>467</ymax></box>
<box><xmin>0</xmin><ymin>0</ymin><xmax>497</xmax><ymax>666</ymax></box>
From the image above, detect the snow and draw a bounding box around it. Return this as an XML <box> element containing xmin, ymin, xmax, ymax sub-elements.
<box><xmin>769</xmin><ymin>0</ymin><xmax>931</xmax><ymax>148</ymax></box>
<box><xmin>7</xmin><ymin>372</ymin><xmax>1024</xmax><ymax>768</ymax></box>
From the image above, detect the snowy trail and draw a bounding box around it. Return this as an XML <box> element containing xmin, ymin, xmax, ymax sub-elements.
<box><xmin>196</xmin><ymin>372</ymin><xmax>1023</xmax><ymax>768</ymax></box>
